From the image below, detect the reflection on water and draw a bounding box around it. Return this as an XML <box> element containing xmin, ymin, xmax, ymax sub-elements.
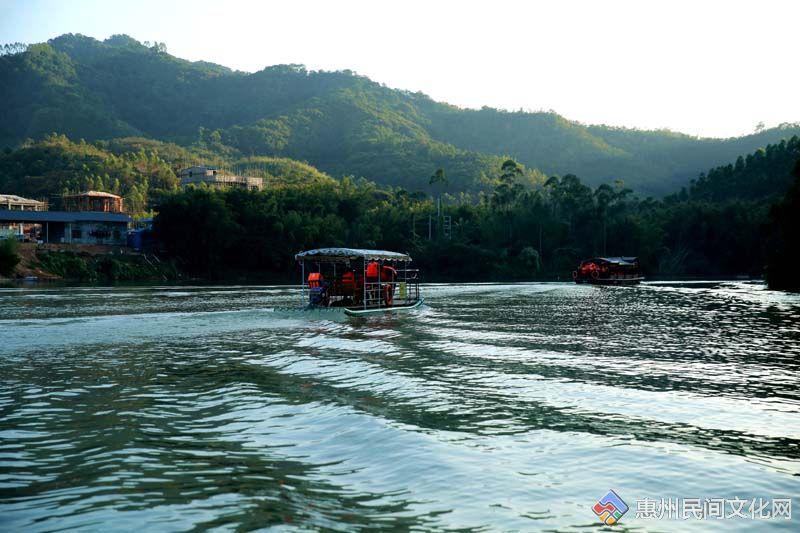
<box><xmin>1</xmin><ymin>281</ymin><xmax>798</xmax><ymax>531</ymax></box>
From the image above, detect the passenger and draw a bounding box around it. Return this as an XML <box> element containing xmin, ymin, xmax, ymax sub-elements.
<box><xmin>366</xmin><ymin>260</ymin><xmax>379</xmax><ymax>280</ymax></box>
<box><xmin>380</xmin><ymin>265</ymin><xmax>397</xmax><ymax>306</ymax></box>
<box><xmin>380</xmin><ymin>265</ymin><xmax>397</xmax><ymax>283</ymax></box>
<box><xmin>307</xmin><ymin>272</ymin><xmax>322</xmax><ymax>288</ymax></box>
<box><xmin>307</xmin><ymin>272</ymin><xmax>329</xmax><ymax>307</ymax></box>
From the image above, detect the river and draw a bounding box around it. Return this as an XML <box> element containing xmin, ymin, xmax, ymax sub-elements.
<box><xmin>1</xmin><ymin>282</ymin><xmax>798</xmax><ymax>531</ymax></box>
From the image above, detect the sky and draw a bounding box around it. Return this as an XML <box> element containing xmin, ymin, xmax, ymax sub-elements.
<box><xmin>2</xmin><ymin>0</ymin><xmax>799</xmax><ymax>138</ymax></box>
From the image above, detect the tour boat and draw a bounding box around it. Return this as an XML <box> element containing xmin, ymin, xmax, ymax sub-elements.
<box><xmin>573</xmin><ymin>257</ymin><xmax>644</xmax><ymax>285</ymax></box>
<box><xmin>295</xmin><ymin>248</ymin><xmax>424</xmax><ymax>316</ymax></box>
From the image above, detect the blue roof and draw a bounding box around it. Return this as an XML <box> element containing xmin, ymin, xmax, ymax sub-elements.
<box><xmin>0</xmin><ymin>210</ymin><xmax>131</xmax><ymax>224</ymax></box>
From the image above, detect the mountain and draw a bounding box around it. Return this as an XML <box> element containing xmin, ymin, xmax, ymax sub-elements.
<box><xmin>1</xmin><ymin>33</ymin><xmax>799</xmax><ymax>196</ymax></box>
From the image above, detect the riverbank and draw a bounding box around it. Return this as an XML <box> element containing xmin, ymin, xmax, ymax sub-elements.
<box><xmin>0</xmin><ymin>242</ymin><xmax>768</xmax><ymax>287</ymax></box>
<box><xmin>0</xmin><ymin>243</ymin><xmax>180</xmax><ymax>283</ymax></box>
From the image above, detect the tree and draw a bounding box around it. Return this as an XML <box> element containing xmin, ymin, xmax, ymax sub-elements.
<box><xmin>490</xmin><ymin>159</ymin><xmax>525</xmax><ymax>244</ymax></box>
<box><xmin>429</xmin><ymin>167</ymin><xmax>448</xmax><ymax>229</ymax></box>
<box><xmin>767</xmin><ymin>159</ymin><xmax>800</xmax><ymax>290</ymax></box>
<box><xmin>429</xmin><ymin>168</ymin><xmax>448</xmax><ymax>188</ymax></box>
<box><xmin>0</xmin><ymin>238</ymin><xmax>21</xmax><ymax>277</ymax></box>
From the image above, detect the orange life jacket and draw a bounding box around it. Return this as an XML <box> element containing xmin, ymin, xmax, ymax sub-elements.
<box><xmin>341</xmin><ymin>271</ymin><xmax>355</xmax><ymax>289</ymax></box>
<box><xmin>366</xmin><ymin>261</ymin><xmax>379</xmax><ymax>279</ymax></box>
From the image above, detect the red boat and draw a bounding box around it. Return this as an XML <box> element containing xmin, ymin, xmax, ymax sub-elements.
<box><xmin>573</xmin><ymin>257</ymin><xmax>644</xmax><ymax>285</ymax></box>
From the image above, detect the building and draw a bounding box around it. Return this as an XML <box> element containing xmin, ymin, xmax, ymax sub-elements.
<box><xmin>179</xmin><ymin>165</ymin><xmax>263</xmax><ymax>191</ymax></box>
<box><xmin>0</xmin><ymin>194</ymin><xmax>48</xmax><ymax>212</ymax></box>
<box><xmin>0</xmin><ymin>191</ymin><xmax>130</xmax><ymax>245</ymax></box>
<box><xmin>0</xmin><ymin>210</ymin><xmax>131</xmax><ymax>245</ymax></box>
<box><xmin>0</xmin><ymin>194</ymin><xmax>48</xmax><ymax>240</ymax></box>
<box><xmin>62</xmin><ymin>191</ymin><xmax>124</xmax><ymax>213</ymax></box>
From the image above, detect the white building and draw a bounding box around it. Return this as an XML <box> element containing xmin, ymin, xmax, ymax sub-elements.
<box><xmin>0</xmin><ymin>194</ymin><xmax>48</xmax><ymax>240</ymax></box>
<box><xmin>1</xmin><ymin>194</ymin><xmax>47</xmax><ymax>211</ymax></box>
<box><xmin>178</xmin><ymin>166</ymin><xmax>263</xmax><ymax>191</ymax></box>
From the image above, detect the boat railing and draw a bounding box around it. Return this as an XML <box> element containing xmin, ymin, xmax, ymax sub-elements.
<box><xmin>301</xmin><ymin>274</ymin><xmax>420</xmax><ymax>308</ymax></box>
<box><xmin>361</xmin><ymin>278</ymin><xmax>420</xmax><ymax>308</ymax></box>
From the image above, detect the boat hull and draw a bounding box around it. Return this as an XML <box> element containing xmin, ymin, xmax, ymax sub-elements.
<box><xmin>344</xmin><ymin>298</ymin><xmax>425</xmax><ymax>316</ymax></box>
<box><xmin>575</xmin><ymin>277</ymin><xmax>644</xmax><ymax>286</ymax></box>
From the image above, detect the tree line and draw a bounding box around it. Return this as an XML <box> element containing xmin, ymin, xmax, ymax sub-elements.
<box><xmin>1</xmin><ymin>132</ymin><xmax>797</xmax><ymax>287</ymax></box>
<box><xmin>152</xmin><ymin>144</ymin><xmax>799</xmax><ymax>283</ymax></box>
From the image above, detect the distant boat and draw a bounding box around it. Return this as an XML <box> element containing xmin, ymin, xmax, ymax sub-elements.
<box><xmin>295</xmin><ymin>248</ymin><xmax>424</xmax><ymax>316</ymax></box>
<box><xmin>573</xmin><ymin>257</ymin><xmax>644</xmax><ymax>285</ymax></box>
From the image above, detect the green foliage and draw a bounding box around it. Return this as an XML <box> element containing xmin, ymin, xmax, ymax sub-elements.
<box><xmin>766</xmin><ymin>160</ymin><xmax>800</xmax><ymax>291</ymax></box>
<box><xmin>0</xmin><ymin>238</ymin><xmax>21</xmax><ymax>277</ymax></box>
<box><xmin>0</xmin><ymin>134</ymin><xmax>179</xmax><ymax>215</ymax></box>
<box><xmin>429</xmin><ymin>168</ymin><xmax>447</xmax><ymax>187</ymax></box>
<box><xmin>37</xmin><ymin>251</ymin><xmax>96</xmax><ymax>281</ymax></box>
<box><xmin>151</xmin><ymin>154</ymin><xmax>796</xmax><ymax>281</ymax></box>
<box><xmin>685</xmin><ymin>136</ymin><xmax>800</xmax><ymax>201</ymax></box>
<box><xmin>231</xmin><ymin>156</ymin><xmax>337</xmax><ymax>187</ymax></box>
<box><xmin>36</xmin><ymin>250</ymin><xmax>177</xmax><ymax>282</ymax></box>
<box><xmin>3</xmin><ymin>34</ymin><xmax>799</xmax><ymax>196</ymax></box>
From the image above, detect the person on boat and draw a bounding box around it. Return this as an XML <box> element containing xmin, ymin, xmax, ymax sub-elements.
<box><xmin>341</xmin><ymin>270</ymin><xmax>359</xmax><ymax>304</ymax></box>
<box><xmin>307</xmin><ymin>272</ymin><xmax>330</xmax><ymax>307</ymax></box>
<box><xmin>364</xmin><ymin>261</ymin><xmax>380</xmax><ymax>304</ymax></box>
<box><xmin>366</xmin><ymin>261</ymin><xmax>379</xmax><ymax>280</ymax></box>
<box><xmin>380</xmin><ymin>264</ymin><xmax>398</xmax><ymax>306</ymax></box>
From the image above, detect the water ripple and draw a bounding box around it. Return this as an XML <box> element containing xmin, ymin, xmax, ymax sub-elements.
<box><xmin>1</xmin><ymin>282</ymin><xmax>798</xmax><ymax>531</ymax></box>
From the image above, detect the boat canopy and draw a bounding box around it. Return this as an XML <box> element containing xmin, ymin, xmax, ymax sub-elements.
<box><xmin>588</xmin><ymin>256</ymin><xmax>639</xmax><ymax>266</ymax></box>
<box><xmin>295</xmin><ymin>247</ymin><xmax>412</xmax><ymax>263</ymax></box>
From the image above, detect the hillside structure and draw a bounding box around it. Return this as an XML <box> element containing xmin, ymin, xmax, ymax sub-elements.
<box><xmin>0</xmin><ymin>194</ymin><xmax>48</xmax><ymax>240</ymax></box>
<box><xmin>1</xmin><ymin>194</ymin><xmax>47</xmax><ymax>212</ymax></box>
<box><xmin>179</xmin><ymin>166</ymin><xmax>263</xmax><ymax>191</ymax></box>
<box><xmin>62</xmin><ymin>191</ymin><xmax>124</xmax><ymax>213</ymax></box>
<box><xmin>0</xmin><ymin>191</ymin><xmax>130</xmax><ymax>245</ymax></box>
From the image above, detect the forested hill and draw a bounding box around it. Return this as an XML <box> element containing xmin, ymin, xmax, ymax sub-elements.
<box><xmin>2</xmin><ymin>33</ymin><xmax>799</xmax><ymax>196</ymax></box>
<box><xmin>685</xmin><ymin>136</ymin><xmax>800</xmax><ymax>201</ymax></box>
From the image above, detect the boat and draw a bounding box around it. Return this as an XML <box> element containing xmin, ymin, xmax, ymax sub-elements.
<box><xmin>573</xmin><ymin>257</ymin><xmax>644</xmax><ymax>285</ymax></box>
<box><xmin>295</xmin><ymin>248</ymin><xmax>424</xmax><ymax>316</ymax></box>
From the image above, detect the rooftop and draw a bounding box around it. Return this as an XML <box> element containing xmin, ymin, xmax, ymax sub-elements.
<box><xmin>295</xmin><ymin>248</ymin><xmax>412</xmax><ymax>262</ymax></box>
<box><xmin>0</xmin><ymin>194</ymin><xmax>46</xmax><ymax>205</ymax></box>
<box><xmin>63</xmin><ymin>191</ymin><xmax>123</xmax><ymax>199</ymax></box>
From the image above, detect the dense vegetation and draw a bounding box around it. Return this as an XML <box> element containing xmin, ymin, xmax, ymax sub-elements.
<box><xmin>766</xmin><ymin>159</ymin><xmax>800</xmax><ymax>291</ymax></box>
<box><xmin>0</xmin><ymin>135</ymin><xmax>339</xmax><ymax>215</ymax></box>
<box><xmin>0</xmin><ymin>238</ymin><xmax>21</xmax><ymax>277</ymax></box>
<box><xmin>683</xmin><ymin>136</ymin><xmax>800</xmax><ymax>201</ymax></box>
<box><xmin>0</xmin><ymin>134</ymin><xmax>177</xmax><ymax>213</ymax></box>
<box><xmin>153</xmin><ymin>137</ymin><xmax>800</xmax><ymax>281</ymax></box>
<box><xmin>0</xmin><ymin>130</ymin><xmax>796</xmax><ymax>283</ymax></box>
<box><xmin>2</xmin><ymin>33</ymin><xmax>799</xmax><ymax>195</ymax></box>
<box><xmin>35</xmin><ymin>250</ymin><xmax>179</xmax><ymax>282</ymax></box>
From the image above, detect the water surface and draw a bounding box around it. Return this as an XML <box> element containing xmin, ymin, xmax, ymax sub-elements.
<box><xmin>1</xmin><ymin>282</ymin><xmax>798</xmax><ymax>531</ymax></box>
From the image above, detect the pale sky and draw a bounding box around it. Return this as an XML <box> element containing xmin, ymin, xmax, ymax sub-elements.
<box><xmin>2</xmin><ymin>0</ymin><xmax>799</xmax><ymax>138</ymax></box>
